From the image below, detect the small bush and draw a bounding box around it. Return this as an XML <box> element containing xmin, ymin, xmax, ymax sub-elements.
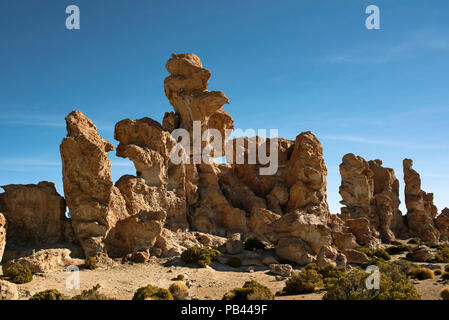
<box><xmin>30</xmin><ymin>289</ymin><xmax>68</xmax><ymax>300</ymax></box>
<box><xmin>226</xmin><ymin>257</ymin><xmax>242</xmax><ymax>268</ymax></box>
<box><xmin>410</xmin><ymin>268</ymin><xmax>434</xmax><ymax>280</ymax></box>
<box><xmin>408</xmin><ymin>239</ymin><xmax>420</xmax><ymax>245</ymax></box>
<box><xmin>434</xmin><ymin>269</ymin><xmax>442</xmax><ymax>276</ymax></box>
<box><xmin>4</xmin><ymin>263</ymin><xmax>33</xmax><ymax>284</ymax></box>
<box><xmin>442</xmin><ymin>272</ymin><xmax>449</xmax><ymax>281</ymax></box>
<box><xmin>303</xmin><ymin>263</ymin><xmax>346</xmax><ymax>289</ymax></box>
<box><xmin>181</xmin><ymin>247</ymin><xmax>221</xmax><ymax>268</ymax></box>
<box><xmin>283</xmin><ymin>269</ymin><xmax>323</xmax><ymax>294</ymax></box>
<box><xmin>431</xmin><ymin>248</ymin><xmax>449</xmax><ymax>263</ymax></box>
<box><xmin>84</xmin><ymin>256</ymin><xmax>98</xmax><ymax>270</ymax></box>
<box><xmin>440</xmin><ymin>287</ymin><xmax>449</xmax><ymax>300</ymax></box>
<box><xmin>133</xmin><ymin>285</ymin><xmax>173</xmax><ymax>300</ymax></box>
<box><xmin>360</xmin><ymin>257</ymin><xmax>385</xmax><ymax>269</ymax></box>
<box><xmin>323</xmin><ymin>269</ymin><xmax>421</xmax><ymax>300</ymax></box>
<box><xmin>223</xmin><ymin>281</ymin><xmax>274</xmax><ymax>300</ymax></box>
<box><xmin>169</xmin><ymin>281</ymin><xmax>189</xmax><ymax>300</ymax></box>
<box><xmin>244</xmin><ymin>238</ymin><xmax>266</xmax><ymax>251</ymax></box>
<box><xmin>71</xmin><ymin>284</ymin><xmax>115</xmax><ymax>300</ymax></box>
<box><xmin>385</xmin><ymin>244</ymin><xmax>412</xmax><ymax>255</ymax></box>
<box><xmin>357</xmin><ymin>248</ymin><xmax>391</xmax><ymax>261</ymax></box>
<box><xmin>176</xmin><ymin>274</ymin><xmax>185</xmax><ymax>281</ymax></box>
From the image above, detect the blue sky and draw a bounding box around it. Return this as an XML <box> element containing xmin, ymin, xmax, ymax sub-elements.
<box><xmin>0</xmin><ymin>0</ymin><xmax>448</xmax><ymax>214</ymax></box>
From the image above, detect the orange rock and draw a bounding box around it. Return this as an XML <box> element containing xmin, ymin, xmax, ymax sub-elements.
<box><xmin>0</xmin><ymin>213</ymin><xmax>5</xmax><ymax>263</ymax></box>
<box><xmin>435</xmin><ymin>208</ymin><xmax>449</xmax><ymax>241</ymax></box>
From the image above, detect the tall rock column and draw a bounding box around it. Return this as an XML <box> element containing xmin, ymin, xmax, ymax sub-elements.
<box><xmin>60</xmin><ymin>111</ymin><xmax>129</xmax><ymax>257</ymax></box>
<box><xmin>403</xmin><ymin>159</ymin><xmax>440</xmax><ymax>243</ymax></box>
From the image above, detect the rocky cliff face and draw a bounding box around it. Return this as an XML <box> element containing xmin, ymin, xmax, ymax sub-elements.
<box><xmin>0</xmin><ymin>213</ymin><xmax>6</xmax><ymax>263</ymax></box>
<box><xmin>60</xmin><ymin>111</ymin><xmax>129</xmax><ymax>257</ymax></box>
<box><xmin>435</xmin><ymin>208</ymin><xmax>449</xmax><ymax>241</ymax></box>
<box><xmin>0</xmin><ymin>182</ymin><xmax>66</xmax><ymax>246</ymax></box>
<box><xmin>403</xmin><ymin>159</ymin><xmax>440</xmax><ymax>243</ymax></box>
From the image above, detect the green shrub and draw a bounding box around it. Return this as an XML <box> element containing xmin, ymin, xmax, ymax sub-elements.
<box><xmin>223</xmin><ymin>281</ymin><xmax>274</xmax><ymax>300</ymax></box>
<box><xmin>84</xmin><ymin>256</ymin><xmax>98</xmax><ymax>270</ymax></box>
<box><xmin>226</xmin><ymin>257</ymin><xmax>242</xmax><ymax>268</ymax></box>
<box><xmin>71</xmin><ymin>284</ymin><xmax>115</xmax><ymax>300</ymax></box>
<box><xmin>431</xmin><ymin>248</ymin><xmax>449</xmax><ymax>263</ymax></box>
<box><xmin>357</xmin><ymin>248</ymin><xmax>391</xmax><ymax>261</ymax></box>
<box><xmin>410</xmin><ymin>268</ymin><xmax>434</xmax><ymax>280</ymax></box>
<box><xmin>4</xmin><ymin>263</ymin><xmax>33</xmax><ymax>284</ymax></box>
<box><xmin>323</xmin><ymin>269</ymin><xmax>421</xmax><ymax>300</ymax></box>
<box><xmin>377</xmin><ymin>260</ymin><xmax>418</xmax><ymax>279</ymax></box>
<box><xmin>360</xmin><ymin>257</ymin><xmax>385</xmax><ymax>269</ymax></box>
<box><xmin>176</xmin><ymin>274</ymin><xmax>185</xmax><ymax>281</ymax></box>
<box><xmin>180</xmin><ymin>247</ymin><xmax>221</xmax><ymax>268</ymax></box>
<box><xmin>283</xmin><ymin>269</ymin><xmax>323</xmax><ymax>294</ymax></box>
<box><xmin>244</xmin><ymin>238</ymin><xmax>266</xmax><ymax>251</ymax></box>
<box><xmin>132</xmin><ymin>285</ymin><xmax>173</xmax><ymax>300</ymax></box>
<box><xmin>408</xmin><ymin>239</ymin><xmax>420</xmax><ymax>245</ymax></box>
<box><xmin>30</xmin><ymin>289</ymin><xmax>68</xmax><ymax>300</ymax></box>
<box><xmin>303</xmin><ymin>263</ymin><xmax>346</xmax><ymax>289</ymax></box>
<box><xmin>385</xmin><ymin>244</ymin><xmax>412</xmax><ymax>255</ymax></box>
<box><xmin>441</xmin><ymin>287</ymin><xmax>449</xmax><ymax>300</ymax></box>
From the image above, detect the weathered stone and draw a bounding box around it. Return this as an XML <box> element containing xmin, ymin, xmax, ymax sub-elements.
<box><xmin>105</xmin><ymin>211</ymin><xmax>166</xmax><ymax>257</ymax></box>
<box><xmin>0</xmin><ymin>280</ymin><xmax>18</xmax><ymax>300</ymax></box>
<box><xmin>60</xmin><ymin>111</ymin><xmax>129</xmax><ymax>257</ymax></box>
<box><xmin>315</xmin><ymin>245</ymin><xmax>339</xmax><ymax>267</ymax></box>
<box><xmin>0</xmin><ymin>182</ymin><xmax>66</xmax><ymax>246</ymax></box>
<box><xmin>3</xmin><ymin>249</ymin><xmax>82</xmax><ymax>273</ymax></box>
<box><xmin>435</xmin><ymin>208</ymin><xmax>449</xmax><ymax>241</ymax></box>
<box><xmin>0</xmin><ymin>213</ymin><xmax>5</xmax><ymax>263</ymax></box>
<box><xmin>403</xmin><ymin>159</ymin><xmax>440</xmax><ymax>243</ymax></box>
<box><xmin>344</xmin><ymin>218</ymin><xmax>380</xmax><ymax>248</ymax></box>
<box><xmin>262</xmin><ymin>256</ymin><xmax>279</xmax><ymax>265</ymax></box>
<box><xmin>225</xmin><ymin>233</ymin><xmax>244</xmax><ymax>255</ymax></box>
<box><xmin>275</xmin><ymin>237</ymin><xmax>314</xmax><ymax>265</ymax></box>
<box><xmin>342</xmin><ymin>249</ymin><xmax>369</xmax><ymax>264</ymax></box>
<box><xmin>130</xmin><ymin>251</ymin><xmax>149</xmax><ymax>263</ymax></box>
<box><xmin>411</xmin><ymin>246</ymin><xmax>433</xmax><ymax>262</ymax></box>
<box><xmin>269</xmin><ymin>263</ymin><xmax>293</xmax><ymax>277</ymax></box>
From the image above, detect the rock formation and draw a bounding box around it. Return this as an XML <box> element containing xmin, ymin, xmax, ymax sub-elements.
<box><xmin>60</xmin><ymin>111</ymin><xmax>129</xmax><ymax>257</ymax></box>
<box><xmin>339</xmin><ymin>154</ymin><xmax>406</xmax><ymax>244</ymax></box>
<box><xmin>0</xmin><ymin>213</ymin><xmax>5</xmax><ymax>263</ymax></box>
<box><xmin>0</xmin><ymin>182</ymin><xmax>66</xmax><ymax>246</ymax></box>
<box><xmin>403</xmin><ymin>159</ymin><xmax>440</xmax><ymax>243</ymax></box>
<box><xmin>435</xmin><ymin>208</ymin><xmax>449</xmax><ymax>241</ymax></box>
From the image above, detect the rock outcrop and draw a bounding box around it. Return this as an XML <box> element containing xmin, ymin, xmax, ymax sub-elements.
<box><xmin>435</xmin><ymin>208</ymin><xmax>449</xmax><ymax>241</ymax></box>
<box><xmin>0</xmin><ymin>213</ymin><xmax>5</xmax><ymax>263</ymax></box>
<box><xmin>60</xmin><ymin>111</ymin><xmax>129</xmax><ymax>257</ymax></box>
<box><xmin>0</xmin><ymin>182</ymin><xmax>66</xmax><ymax>246</ymax></box>
<box><xmin>339</xmin><ymin>154</ymin><xmax>406</xmax><ymax>243</ymax></box>
<box><xmin>403</xmin><ymin>159</ymin><xmax>440</xmax><ymax>243</ymax></box>
<box><xmin>0</xmin><ymin>280</ymin><xmax>18</xmax><ymax>300</ymax></box>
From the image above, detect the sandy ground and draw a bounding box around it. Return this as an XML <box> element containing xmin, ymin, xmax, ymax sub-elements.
<box><xmin>5</xmin><ymin>255</ymin><xmax>446</xmax><ymax>300</ymax></box>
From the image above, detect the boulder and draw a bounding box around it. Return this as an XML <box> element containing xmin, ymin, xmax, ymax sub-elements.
<box><xmin>435</xmin><ymin>208</ymin><xmax>449</xmax><ymax>241</ymax></box>
<box><xmin>3</xmin><ymin>248</ymin><xmax>82</xmax><ymax>273</ymax></box>
<box><xmin>0</xmin><ymin>182</ymin><xmax>66</xmax><ymax>246</ymax></box>
<box><xmin>342</xmin><ymin>249</ymin><xmax>369</xmax><ymax>264</ymax></box>
<box><xmin>60</xmin><ymin>111</ymin><xmax>129</xmax><ymax>256</ymax></box>
<box><xmin>269</xmin><ymin>263</ymin><xmax>293</xmax><ymax>277</ymax></box>
<box><xmin>225</xmin><ymin>233</ymin><xmax>244</xmax><ymax>255</ymax></box>
<box><xmin>275</xmin><ymin>237</ymin><xmax>314</xmax><ymax>265</ymax></box>
<box><xmin>315</xmin><ymin>245</ymin><xmax>339</xmax><ymax>267</ymax></box>
<box><xmin>411</xmin><ymin>246</ymin><xmax>433</xmax><ymax>262</ymax></box>
<box><xmin>0</xmin><ymin>280</ymin><xmax>18</xmax><ymax>300</ymax></box>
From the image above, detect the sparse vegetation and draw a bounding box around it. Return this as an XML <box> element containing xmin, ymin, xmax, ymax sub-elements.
<box><xmin>323</xmin><ymin>269</ymin><xmax>421</xmax><ymax>300</ymax></box>
<box><xmin>410</xmin><ymin>267</ymin><xmax>435</xmax><ymax>280</ymax></box>
<box><xmin>4</xmin><ymin>263</ymin><xmax>33</xmax><ymax>284</ymax></box>
<box><xmin>303</xmin><ymin>263</ymin><xmax>346</xmax><ymax>289</ymax></box>
<box><xmin>71</xmin><ymin>284</ymin><xmax>115</xmax><ymax>300</ymax></box>
<box><xmin>244</xmin><ymin>238</ymin><xmax>266</xmax><ymax>251</ymax></box>
<box><xmin>133</xmin><ymin>284</ymin><xmax>173</xmax><ymax>300</ymax></box>
<box><xmin>408</xmin><ymin>239</ymin><xmax>420</xmax><ymax>245</ymax></box>
<box><xmin>180</xmin><ymin>246</ymin><xmax>221</xmax><ymax>268</ymax></box>
<box><xmin>440</xmin><ymin>286</ymin><xmax>449</xmax><ymax>300</ymax></box>
<box><xmin>169</xmin><ymin>281</ymin><xmax>189</xmax><ymax>300</ymax></box>
<box><xmin>84</xmin><ymin>256</ymin><xmax>98</xmax><ymax>270</ymax></box>
<box><xmin>30</xmin><ymin>289</ymin><xmax>68</xmax><ymax>300</ymax></box>
<box><xmin>385</xmin><ymin>244</ymin><xmax>412</xmax><ymax>255</ymax></box>
<box><xmin>226</xmin><ymin>257</ymin><xmax>242</xmax><ymax>268</ymax></box>
<box><xmin>223</xmin><ymin>281</ymin><xmax>274</xmax><ymax>300</ymax></box>
<box><xmin>283</xmin><ymin>269</ymin><xmax>323</xmax><ymax>294</ymax></box>
<box><xmin>357</xmin><ymin>247</ymin><xmax>391</xmax><ymax>261</ymax></box>
<box><xmin>176</xmin><ymin>274</ymin><xmax>185</xmax><ymax>281</ymax></box>
<box><xmin>428</xmin><ymin>247</ymin><xmax>449</xmax><ymax>263</ymax></box>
